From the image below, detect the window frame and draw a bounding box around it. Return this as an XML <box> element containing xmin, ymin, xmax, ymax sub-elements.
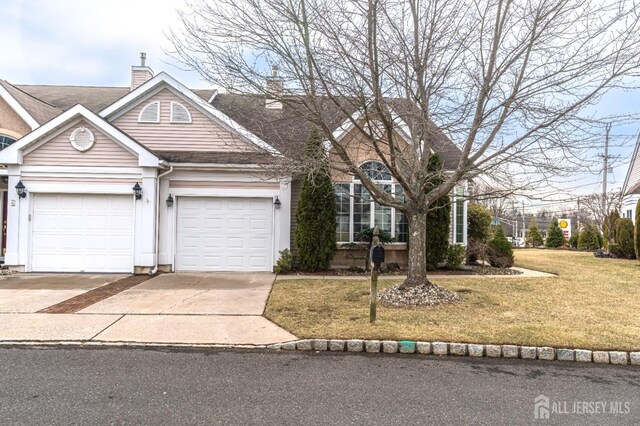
<box><xmin>0</xmin><ymin>134</ymin><xmax>17</xmax><ymax>150</ymax></box>
<box><xmin>169</xmin><ymin>101</ymin><xmax>193</xmax><ymax>124</ymax></box>
<box><xmin>137</xmin><ymin>101</ymin><xmax>161</xmax><ymax>123</ymax></box>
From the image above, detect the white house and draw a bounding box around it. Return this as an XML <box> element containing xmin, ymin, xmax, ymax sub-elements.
<box><xmin>622</xmin><ymin>136</ymin><xmax>640</xmax><ymax>223</ymax></box>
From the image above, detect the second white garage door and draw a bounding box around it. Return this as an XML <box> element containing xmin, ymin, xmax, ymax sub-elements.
<box><xmin>176</xmin><ymin>197</ymin><xmax>273</xmax><ymax>272</ymax></box>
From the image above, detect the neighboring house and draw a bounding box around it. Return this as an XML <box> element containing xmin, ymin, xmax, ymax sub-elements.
<box><xmin>0</xmin><ymin>55</ymin><xmax>466</xmax><ymax>273</ymax></box>
<box><xmin>622</xmin><ymin>136</ymin><xmax>640</xmax><ymax>223</ymax></box>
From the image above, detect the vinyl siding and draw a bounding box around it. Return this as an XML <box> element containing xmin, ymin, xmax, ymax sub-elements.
<box><xmin>0</xmin><ymin>97</ymin><xmax>31</xmax><ymax>137</ymax></box>
<box><xmin>169</xmin><ymin>180</ymin><xmax>279</xmax><ymax>189</ymax></box>
<box><xmin>112</xmin><ymin>88</ymin><xmax>258</xmax><ymax>152</ymax></box>
<box><xmin>23</xmin><ymin>119</ymin><xmax>138</xmax><ymax>167</ymax></box>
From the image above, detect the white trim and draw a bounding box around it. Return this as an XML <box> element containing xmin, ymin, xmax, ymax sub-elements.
<box><xmin>137</xmin><ymin>101</ymin><xmax>160</xmax><ymax>123</ymax></box>
<box><xmin>623</xmin><ymin>133</ymin><xmax>640</xmax><ymax>195</ymax></box>
<box><xmin>169</xmin><ymin>101</ymin><xmax>192</xmax><ymax>124</ymax></box>
<box><xmin>0</xmin><ymin>84</ymin><xmax>39</xmax><ymax>130</ymax></box>
<box><xmin>99</xmin><ymin>72</ymin><xmax>281</xmax><ymax>155</ymax></box>
<box><xmin>0</xmin><ymin>104</ymin><xmax>160</xmax><ymax>168</ymax></box>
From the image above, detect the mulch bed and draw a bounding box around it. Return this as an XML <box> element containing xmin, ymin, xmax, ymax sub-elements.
<box><xmin>38</xmin><ymin>274</ymin><xmax>153</xmax><ymax>314</ymax></box>
<box><xmin>281</xmin><ymin>265</ymin><xmax>523</xmax><ymax>277</ymax></box>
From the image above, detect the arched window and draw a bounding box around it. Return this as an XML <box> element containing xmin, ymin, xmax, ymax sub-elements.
<box><xmin>138</xmin><ymin>101</ymin><xmax>160</xmax><ymax>123</ymax></box>
<box><xmin>170</xmin><ymin>102</ymin><xmax>192</xmax><ymax>123</ymax></box>
<box><xmin>0</xmin><ymin>135</ymin><xmax>16</xmax><ymax>150</ymax></box>
<box><xmin>358</xmin><ymin>161</ymin><xmax>392</xmax><ymax>181</ymax></box>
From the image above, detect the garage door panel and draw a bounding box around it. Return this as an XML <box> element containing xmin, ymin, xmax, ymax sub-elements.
<box><xmin>31</xmin><ymin>194</ymin><xmax>134</xmax><ymax>273</ymax></box>
<box><xmin>176</xmin><ymin>197</ymin><xmax>273</xmax><ymax>272</ymax></box>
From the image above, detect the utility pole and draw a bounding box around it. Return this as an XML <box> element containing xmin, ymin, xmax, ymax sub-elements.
<box><xmin>577</xmin><ymin>197</ymin><xmax>581</xmax><ymax>231</ymax></box>
<box><xmin>522</xmin><ymin>200</ymin><xmax>525</xmax><ymax>238</ymax></box>
<box><xmin>603</xmin><ymin>123</ymin><xmax>610</xmax><ymax>216</ymax></box>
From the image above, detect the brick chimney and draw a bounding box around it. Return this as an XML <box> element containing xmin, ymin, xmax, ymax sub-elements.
<box><xmin>265</xmin><ymin>65</ymin><xmax>283</xmax><ymax>109</ymax></box>
<box><xmin>131</xmin><ymin>52</ymin><xmax>154</xmax><ymax>90</ymax></box>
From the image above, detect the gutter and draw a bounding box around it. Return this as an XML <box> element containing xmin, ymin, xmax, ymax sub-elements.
<box><xmin>149</xmin><ymin>163</ymin><xmax>174</xmax><ymax>275</ymax></box>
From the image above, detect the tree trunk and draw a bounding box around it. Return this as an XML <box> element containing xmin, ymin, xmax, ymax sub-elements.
<box><xmin>401</xmin><ymin>210</ymin><xmax>432</xmax><ymax>289</ymax></box>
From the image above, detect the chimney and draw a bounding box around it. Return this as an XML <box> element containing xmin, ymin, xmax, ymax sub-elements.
<box><xmin>131</xmin><ymin>52</ymin><xmax>154</xmax><ymax>91</ymax></box>
<box><xmin>265</xmin><ymin>65</ymin><xmax>283</xmax><ymax>110</ymax></box>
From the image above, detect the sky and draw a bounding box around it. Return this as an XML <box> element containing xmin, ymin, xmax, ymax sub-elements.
<box><xmin>1</xmin><ymin>0</ymin><xmax>638</xmax><ymax>213</ymax></box>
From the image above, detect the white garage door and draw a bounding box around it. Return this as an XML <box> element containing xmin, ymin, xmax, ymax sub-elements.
<box><xmin>176</xmin><ymin>197</ymin><xmax>273</xmax><ymax>272</ymax></box>
<box><xmin>31</xmin><ymin>194</ymin><xmax>134</xmax><ymax>273</ymax></box>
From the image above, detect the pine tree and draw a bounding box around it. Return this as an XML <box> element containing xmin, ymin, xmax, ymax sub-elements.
<box><xmin>294</xmin><ymin>128</ymin><xmax>337</xmax><ymax>271</ymax></box>
<box><xmin>577</xmin><ymin>224</ymin><xmax>601</xmax><ymax>250</ymax></box>
<box><xmin>466</xmin><ymin>203</ymin><xmax>492</xmax><ymax>264</ymax></box>
<box><xmin>424</xmin><ymin>154</ymin><xmax>451</xmax><ymax>270</ymax></box>
<box><xmin>525</xmin><ymin>218</ymin><xmax>544</xmax><ymax>247</ymax></box>
<box><xmin>545</xmin><ymin>217</ymin><xmax>566</xmax><ymax>248</ymax></box>
<box><xmin>614</xmin><ymin>218</ymin><xmax>636</xmax><ymax>259</ymax></box>
<box><xmin>488</xmin><ymin>224</ymin><xmax>514</xmax><ymax>267</ymax></box>
<box><xmin>603</xmin><ymin>210</ymin><xmax>620</xmax><ymax>250</ymax></box>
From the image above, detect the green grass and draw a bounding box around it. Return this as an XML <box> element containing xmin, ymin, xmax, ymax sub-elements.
<box><xmin>265</xmin><ymin>249</ymin><xmax>640</xmax><ymax>350</ymax></box>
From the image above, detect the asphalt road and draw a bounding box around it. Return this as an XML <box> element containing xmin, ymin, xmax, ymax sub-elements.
<box><xmin>1</xmin><ymin>347</ymin><xmax>639</xmax><ymax>425</ymax></box>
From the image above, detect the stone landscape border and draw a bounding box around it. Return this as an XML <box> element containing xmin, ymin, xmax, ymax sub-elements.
<box><xmin>269</xmin><ymin>339</ymin><xmax>640</xmax><ymax>366</ymax></box>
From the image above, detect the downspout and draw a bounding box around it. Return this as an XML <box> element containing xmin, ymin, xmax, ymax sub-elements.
<box><xmin>149</xmin><ymin>164</ymin><xmax>174</xmax><ymax>275</ymax></box>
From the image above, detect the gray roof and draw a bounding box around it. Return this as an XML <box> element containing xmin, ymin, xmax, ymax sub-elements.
<box><xmin>2</xmin><ymin>80</ymin><xmax>462</xmax><ymax>168</ymax></box>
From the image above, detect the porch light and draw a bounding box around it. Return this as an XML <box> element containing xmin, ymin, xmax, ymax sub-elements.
<box><xmin>133</xmin><ymin>183</ymin><xmax>142</xmax><ymax>200</ymax></box>
<box><xmin>273</xmin><ymin>196</ymin><xmax>281</xmax><ymax>209</ymax></box>
<box><xmin>15</xmin><ymin>180</ymin><xmax>26</xmax><ymax>198</ymax></box>
<box><xmin>166</xmin><ymin>194</ymin><xmax>174</xmax><ymax>207</ymax></box>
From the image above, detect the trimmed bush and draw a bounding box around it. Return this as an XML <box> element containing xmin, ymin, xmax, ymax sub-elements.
<box><xmin>445</xmin><ymin>244</ymin><xmax>466</xmax><ymax>270</ymax></box>
<box><xmin>569</xmin><ymin>233</ymin><xmax>579</xmax><ymax>249</ymax></box>
<box><xmin>425</xmin><ymin>154</ymin><xmax>451</xmax><ymax>271</ymax></box>
<box><xmin>274</xmin><ymin>249</ymin><xmax>293</xmax><ymax>274</ymax></box>
<box><xmin>613</xmin><ymin>218</ymin><xmax>636</xmax><ymax>259</ymax></box>
<box><xmin>526</xmin><ymin>218</ymin><xmax>544</xmax><ymax>247</ymax></box>
<box><xmin>466</xmin><ymin>203</ymin><xmax>492</xmax><ymax>264</ymax></box>
<box><xmin>636</xmin><ymin>200</ymin><xmax>640</xmax><ymax>261</ymax></box>
<box><xmin>488</xmin><ymin>224</ymin><xmax>514</xmax><ymax>268</ymax></box>
<box><xmin>603</xmin><ymin>210</ymin><xmax>620</xmax><ymax>250</ymax></box>
<box><xmin>294</xmin><ymin>128</ymin><xmax>337</xmax><ymax>271</ymax></box>
<box><xmin>545</xmin><ymin>217</ymin><xmax>566</xmax><ymax>248</ymax></box>
<box><xmin>577</xmin><ymin>224</ymin><xmax>602</xmax><ymax>250</ymax></box>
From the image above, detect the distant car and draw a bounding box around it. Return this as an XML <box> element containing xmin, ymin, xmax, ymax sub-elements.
<box><xmin>511</xmin><ymin>237</ymin><xmax>526</xmax><ymax>247</ymax></box>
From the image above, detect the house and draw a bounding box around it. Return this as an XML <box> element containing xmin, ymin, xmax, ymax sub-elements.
<box><xmin>622</xmin><ymin>136</ymin><xmax>640</xmax><ymax>223</ymax></box>
<box><xmin>0</xmin><ymin>55</ymin><xmax>466</xmax><ymax>273</ymax></box>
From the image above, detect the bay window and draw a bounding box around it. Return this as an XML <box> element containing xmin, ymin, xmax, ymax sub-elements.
<box><xmin>334</xmin><ymin>161</ymin><xmax>408</xmax><ymax>243</ymax></box>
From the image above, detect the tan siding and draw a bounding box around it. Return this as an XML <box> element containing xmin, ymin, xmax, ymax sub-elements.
<box><xmin>23</xmin><ymin>119</ymin><xmax>138</xmax><ymax>167</ymax></box>
<box><xmin>289</xmin><ymin>178</ymin><xmax>302</xmax><ymax>259</ymax></box>
<box><xmin>0</xmin><ymin>98</ymin><xmax>31</xmax><ymax>137</ymax></box>
<box><xmin>169</xmin><ymin>180</ymin><xmax>279</xmax><ymax>189</ymax></box>
<box><xmin>112</xmin><ymin>88</ymin><xmax>258</xmax><ymax>152</ymax></box>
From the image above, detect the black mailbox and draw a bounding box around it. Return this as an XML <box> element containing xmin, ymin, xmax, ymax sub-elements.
<box><xmin>370</xmin><ymin>245</ymin><xmax>385</xmax><ymax>265</ymax></box>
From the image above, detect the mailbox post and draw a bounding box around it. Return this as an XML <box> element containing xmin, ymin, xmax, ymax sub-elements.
<box><xmin>369</xmin><ymin>226</ymin><xmax>385</xmax><ymax>323</ymax></box>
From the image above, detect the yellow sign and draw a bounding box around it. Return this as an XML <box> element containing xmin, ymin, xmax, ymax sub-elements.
<box><xmin>559</xmin><ymin>220</ymin><xmax>569</xmax><ymax>229</ymax></box>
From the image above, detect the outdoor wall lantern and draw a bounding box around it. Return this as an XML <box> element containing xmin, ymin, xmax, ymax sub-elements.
<box><xmin>15</xmin><ymin>180</ymin><xmax>26</xmax><ymax>198</ymax></box>
<box><xmin>133</xmin><ymin>183</ymin><xmax>142</xmax><ymax>200</ymax></box>
<box><xmin>166</xmin><ymin>194</ymin><xmax>174</xmax><ymax>207</ymax></box>
<box><xmin>273</xmin><ymin>196</ymin><xmax>281</xmax><ymax>209</ymax></box>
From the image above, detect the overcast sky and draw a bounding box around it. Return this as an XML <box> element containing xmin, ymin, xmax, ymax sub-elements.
<box><xmin>2</xmin><ymin>0</ymin><xmax>638</xmax><ymax>211</ymax></box>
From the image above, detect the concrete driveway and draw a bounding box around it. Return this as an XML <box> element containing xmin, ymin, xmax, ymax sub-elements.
<box><xmin>0</xmin><ymin>274</ymin><xmax>126</xmax><ymax>313</ymax></box>
<box><xmin>80</xmin><ymin>273</ymin><xmax>273</xmax><ymax>315</ymax></box>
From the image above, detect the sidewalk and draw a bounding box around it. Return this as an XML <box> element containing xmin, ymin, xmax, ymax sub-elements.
<box><xmin>275</xmin><ymin>266</ymin><xmax>556</xmax><ymax>281</ymax></box>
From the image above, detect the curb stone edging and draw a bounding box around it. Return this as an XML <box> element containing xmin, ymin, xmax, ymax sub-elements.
<box><xmin>270</xmin><ymin>339</ymin><xmax>640</xmax><ymax>366</ymax></box>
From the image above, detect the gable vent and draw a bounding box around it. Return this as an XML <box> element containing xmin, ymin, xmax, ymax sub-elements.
<box><xmin>69</xmin><ymin>127</ymin><xmax>95</xmax><ymax>152</ymax></box>
<box><xmin>170</xmin><ymin>102</ymin><xmax>192</xmax><ymax>123</ymax></box>
<box><xmin>138</xmin><ymin>101</ymin><xmax>160</xmax><ymax>123</ymax></box>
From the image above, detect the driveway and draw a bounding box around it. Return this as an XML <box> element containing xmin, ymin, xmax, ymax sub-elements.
<box><xmin>0</xmin><ymin>274</ymin><xmax>126</xmax><ymax>313</ymax></box>
<box><xmin>0</xmin><ymin>272</ymin><xmax>296</xmax><ymax>346</ymax></box>
<box><xmin>80</xmin><ymin>273</ymin><xmax>273</xmax><ymax>315</ymax></box>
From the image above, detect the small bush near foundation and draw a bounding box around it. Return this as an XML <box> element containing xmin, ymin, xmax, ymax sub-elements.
<box><xmin>445</xmin><ymin>244</ymin><xmax>466</xmax><ymax>270</ymax></box>
<box><xmin>274</xmin><ymin>249</ymin><xmax>294</xmax><ymax>274</ymax></box>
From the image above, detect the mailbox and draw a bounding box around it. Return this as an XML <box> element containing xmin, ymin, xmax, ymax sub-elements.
<box><xmin>370</xmin><ymin>245</ymin><xmax>385</xmax><ymax>265</ymax></box>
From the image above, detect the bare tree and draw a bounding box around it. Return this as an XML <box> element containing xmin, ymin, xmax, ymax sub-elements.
<box><xmin>580</xmin><ymin>191</ymin><xmax>624</xmax><ymax>231</ymax></box>
<box><xmin>170</xmin><ymin>0</ymin><xmax>640</xmax><ymax>293</ymax></box>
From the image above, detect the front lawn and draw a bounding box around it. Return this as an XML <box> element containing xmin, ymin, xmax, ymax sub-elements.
<box><xmin>265</xmin><ymin>250</ymin><xmax>640</xmax><ymax>351</ymax></box>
